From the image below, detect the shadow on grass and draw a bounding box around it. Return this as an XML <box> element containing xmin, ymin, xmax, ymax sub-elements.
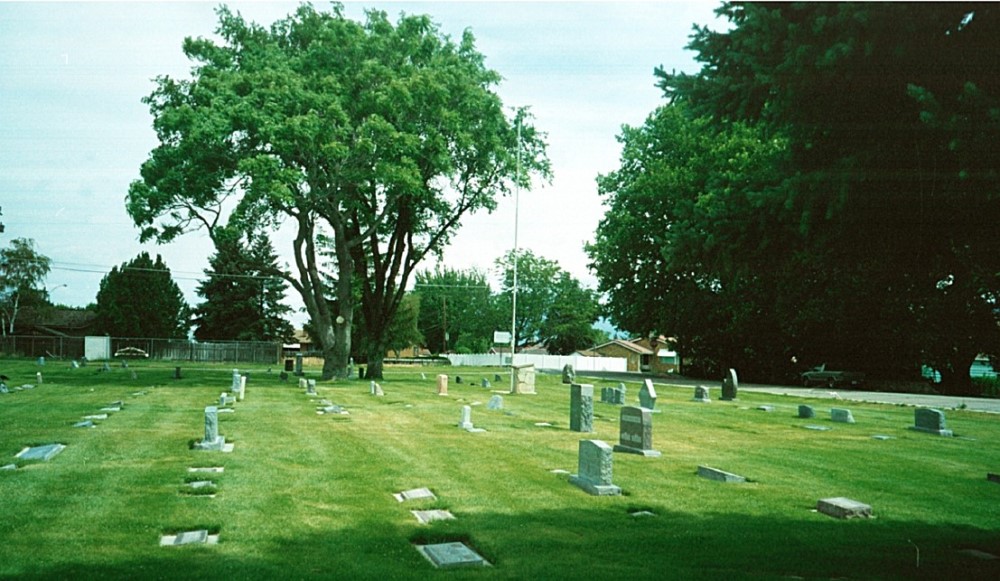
<box><xmin>7</xmin><ymin>507</ymin><xmax>1000</xmax><ymax>581</ymax></box>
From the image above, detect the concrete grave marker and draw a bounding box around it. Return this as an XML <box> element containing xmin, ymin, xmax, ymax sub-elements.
<box><xmin>511</xmin><ymin>364</ymin><xmax>536</xmax><ymax>394</ymax></box>
<box><xmin>436</xmin><ymin>374</ymin><xmax>448</xmax><ymax>396</ymax></box>
<box><xmin>370</xmin><ymin>381</ymin><xmax>384</xmax><ymax>396</ymax></box>
<box><xmin>494</xmin><ymin>374</ymin><xmax>502</xmax><ymax>382</ymax></box>
<box><xmin>455</xmin><ymin>375</ymin><xmax>462</xmax><ymax>384</ymax></box>
<box><xmin>804</xmin><ymin>425</ymin><xmax>831</xmax><ymax>431</ymax></box>
<box><xmin>231</xmin><ymin>369</ymin><xmax>241</xmax><ymax>398</ymax></box>
<box><xmin>159</xmin><ymin>530</ymin><xmax>219</xmax><ymax>546</ymax></box>
<box><xmin>757</xmin><ymin>405</ymin><xmax>774</xmax><ymax>412</ymax></box>
<box><xmin>173</xmin><ymin>366</ymin><xmax>182</xmax><ymax>380</ymax></box>
<box><xmin>639</xmin><ymin>379</ymin><xmax>657</xmax><ymax>410</ymax></box>
<box><xmin>816</xmin><ymin>497</ymin><xmax>872</xmax><ymax>519</ymax></box>
<box><xmin>1</xmin><ymin>464</ymin><xmax>16</xmax><ymax>471</ymax></box>
<box><xmin>613</xmin><ymin>384</ymin><xmax>626</xmax><ymax>405</ymax></box>
<box><xmin>912</xmin><ymin>408</ymin><xmax>953</xmax><ymax>436</ymax></box>
<box><xmin>84</xmin><ymin>414</ymin><xmax>108</xmax><ymax>420</ymax></box>
<box><xmin>562</xmin><ymin>364</ymin><xmax>575</xmax><ymax>384</ymax></box>
<box><xmin>73</xmin><ymin>420</ymin><xmax>95</xmax><ymax>428</ymax></box>
<box><xmin>570</xmin><ymin>439</ymin><xmax>621</xmax><ymax>496</ymax></box>
<box><xmin>36</xmin><ymin>371</ymin><xmax>43</xmax><ymax>384</ymax></box>
<box><xmin>487</xmin><ymin>395</ymin><xmax>503</xmax><ymax>410</ymax></box>
<box><xmin>721</xmin><ymin>368</ymin><xmax>738</xmax><ymax>401</ymax></box>
<box><xmin>987</xmin><ymin>473</ymin><xmax>1000</xmax><ymax>484</ymax></box>
<box><xmin>798</xmin><ymin>405</ymin><xmax>815</xmax><ymax>419</ymax></box>
<box><xmin>15</xmin><ymin>444</ymin><xmax>65</xmax><ymax>461</ymax></box>
<box><xmin>569</xmin><ymin>383</ymin><xmax>594</xmax><ymax>432</ymax></box>
<box><xmin>306</xmin><ymin>379</ymin><xmax>317</xmax><ymax>396</ymax></box>
<box><xmin>411</xmin><ymin>510</ymin><xmax>456</xmax><ymax>524</ymax></box>
<box><xmin>421</xmin><ymin>372</ymin><xmax>427</xmax><ymax>380</ymax></box>
<box><xmin>294</xmin><ymin>353</ymin><xmax>303</xmax><ymax>376</ymax></box>
<box><xmin>697</xmin><ymin>466</ymin><xmax>747</xmax><ymax>483</ymax></box>
<box><xmin>692</xmin><ymin>385</ymin><xmax>711</xmax><ymax>402</ymax></box>
<box><xmin>393</xmin><ymin>487</ymin><xmax>436</xmax><ymax>502</ymax></box>
<box><xmin>298</xmin><ymin>378</ymin><xmax>307</xmax><ymax>389</ymax></box>
<box><xmin>831</xmin><ymin>408</ymin><xmax>856</xmax><ymax>424</ymax></box>
<box><xmin>458</xmin><ymin>406</ymin><xmax>474</xmax><ymax>430</ymax></box>
<box><xmin>481</xmin><ymin>378</ymin><xmax>491</xmax><ymax>389</ymax></box>
<box><xmin>188</xmin><ymin>466</ymin><xmax>224</xmax><ymax>474</ymax></box>
<box><xmin>193</xmin><ymin>406</ymin><xmax>233</xmax><ymax>452</ymax></box>
<box><xmin>613</xmin><ymin>406</ymin><xmax>661</xmax><ymax>457</ymax></box>
<box><xmin>416</xmin><ymin>542</ymin><xmax>490</xmax><ymax>569</ymax></box>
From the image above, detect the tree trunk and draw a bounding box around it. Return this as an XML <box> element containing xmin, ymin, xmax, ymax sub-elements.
<box><xmin>366</xmin><ymin>339</ymin><xmax>387</xmax><ymax>380</ymax></box>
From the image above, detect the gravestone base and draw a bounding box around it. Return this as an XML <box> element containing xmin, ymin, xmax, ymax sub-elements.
<box><xmin>193</xmin><ymin>437</ymin><xmax>233</xmax><ymax>453</ymax></box>
<box><xmin>569</xmin><ymin>474</ymin><xmax>622</xmax><ymax>496</ymax></box>
<box><xmin>612</xmin><ymin>444</ymin><xmax>661</xmax><ymax>457</ymax></box>
<box><xmin>817</xmin><ymin>497</ymin><xmax>872</xmax><ymax>519</ymax></box>
<box><xmin>697</xmin><ymin>465</ymin><xmax>746</xmax><ymax>483</ymax></box>
<box><xmin>416</xmin><ymin>542</ymin><xmax>490</xmax><ymax>569</ymax></box>
<box><xmin>911</xmin><ymin>426</ymin><xmax>953</xmax><ymax>437</ymax></box>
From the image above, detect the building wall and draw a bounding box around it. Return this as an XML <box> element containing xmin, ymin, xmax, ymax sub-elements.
<box><xmin>592</xmin><ymin>343</ymin><xmax>641</xmax><ymax>372</ymax></box>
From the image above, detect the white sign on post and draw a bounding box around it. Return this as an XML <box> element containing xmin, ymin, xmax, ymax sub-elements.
<box><xmin>493</xmin><ymin>331</ymin><xmax>511</xmax><ymax>344</ymax></box>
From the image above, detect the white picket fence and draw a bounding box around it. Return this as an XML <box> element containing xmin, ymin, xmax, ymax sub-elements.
<box><xmin>444</xmin><ymin>353</ymin><xmax>628</xmax><ymax>373</ymax></box>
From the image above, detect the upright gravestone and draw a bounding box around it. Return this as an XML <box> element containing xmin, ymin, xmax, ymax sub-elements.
<box><xmin>458</xmin><ymin>406</ymin><xmax>474</xmax><ymax>430</ymax></box>
<box><xmin>487</xmin><ymin>395</ymin><xmax>503</xmax><ymax>410</ymax></box>
<box><xmin>721</xmin><ymin>368</ymin><xmax>738</xmax><ymax>401</ymax></box>
<box><xmin>562</xmin><ymin>364</ymin><xmax>576</xmax><ymax>384</ymax></box>
<box><xmin>613</xmin><ymin>406</ymin><xmax>661</xmax><ymax>457</ymax></box>
<box><xmin>693</xmin><ymin>385</ymin><xmax>711</xmax><ymax>403</ymax></box>
<box><xmin>511</xmin><ymin>364</ymin><xmax>536</xmax><ymax>394</ymax></box>
<box><xmin>231</xmin><ymin>370</ymin><xmax>242</xmax><ymax>401</ymax></box>
<box><xmin>798</xmin><ymin>405</ymin><xmax>815</xmax><ymax>419</ymax></box>
<box><xmin>294</xmin><ymin>353</ymin><xmax>304</xmax><ymax>376</ymax></box>
<box><xmin>193</xmin><ymin>406</ymin><xmax>231</xmax><ymax>451</ymax></box>
<box><xmin>912</xmin><ymin>408</ymin><xmax>953</xmax><ymax>436</ymax></box>
<box><xmin>639</xmin><ymin>379</ymin><xmax>657</xmax><ymax>410</ymax></box>
<box><xmin>570</xmin><ymin>440</ymin><xmax>621</xmax><ymax>496</ymax></box>
<box><xmin>600</xmin><ymin>387</ymin><xmax>610</xmax><ymax>404</ymax></box>
<box><xmin>174</xmin><ymin>366</ymin><xmax>182</xmax><ymax>380</ymax></box>
<box><xmin>569</xmin><ymin>383</ymin><xmax>594</xmax><ymax>433</ymax></box>
<box><xmin>481</xmin><ymin>378</ymin><xmax>491</xmax><ymax>389</ymax></box>
<box><xmin>436</xmin><ymin>374</ymin><xmax>449</xmax><ymax>396</ymax></box>
<box><xmin>614</xmin><ymin>384</ymin><xmax>627</xmax><ymax>405</ymax></box>
<box><xmin>306</xmin><ymin>379</ymin><xmax>317</xmax><ymax>396</ymax></box>
<box><xmin>239</xmin><ymin>375</ymin><xmax>247</xmax><ymax>401</ymax></box>
<box><xmin>831</xmin><ymin>408</ymin><xmax>856</xmax><ymax>424</ymax></box>
<box><xmin>36</xmin><ymin>372</ymin><xmax>43</xmax><ymax>384</ymax></box>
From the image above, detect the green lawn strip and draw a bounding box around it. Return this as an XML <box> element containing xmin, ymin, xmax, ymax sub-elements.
<box><xmin>2</xmin><ymin>361</ymin><xmax>999</xmax><ymax>579</ymax></box>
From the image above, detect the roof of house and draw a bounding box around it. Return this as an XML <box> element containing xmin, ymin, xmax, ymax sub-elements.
<box><xmin>592</xmin><ymin>339</ymin><xmax>653</xmax><ymax>355</ymax></box>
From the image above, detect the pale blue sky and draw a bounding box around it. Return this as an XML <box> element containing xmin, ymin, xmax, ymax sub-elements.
<box><xmin>0</xmin><ymin>1</ymin><xmax>723</xmax><ymax>323</ymax></box>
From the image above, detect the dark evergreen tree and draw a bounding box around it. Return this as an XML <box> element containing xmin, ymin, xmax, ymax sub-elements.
<box><xmin>95</xmin><ymin>253</ymin><xmax>190</xmax><ymax>338</ymax></box>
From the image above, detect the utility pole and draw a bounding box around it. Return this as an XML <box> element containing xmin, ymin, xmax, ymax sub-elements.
<box><xmin>509</xmin><ymin>112</ymin><xmax>521</xmax><ymax>392</ymax></box>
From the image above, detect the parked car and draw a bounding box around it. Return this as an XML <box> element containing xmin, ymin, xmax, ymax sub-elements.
<box><xmin>800</xmin><ymin>364</ymin><xmax>865</xmax><ymax>388</ymax></box>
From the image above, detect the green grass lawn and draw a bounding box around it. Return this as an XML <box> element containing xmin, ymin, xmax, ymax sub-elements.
<box><xmin>1</xmin><ymin>358</ymin><xmax>999</xmax><ymax>580</ymax></box>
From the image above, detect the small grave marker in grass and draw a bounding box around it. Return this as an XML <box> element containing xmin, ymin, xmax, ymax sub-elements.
<box><xmin>436</xmin><ymin>374</ymin><xmax>448</xmax><ymax>396</ymax></box>
<box><xmin>2</xmin><ymin>463</ymin><xmax>17</xmax><ymax>471</ymax></box>
<box><xmin>458</xmin><ymin>406</ymin><xmax>474</xmax><ymax>430</ymax></box>
<box><xmin>84</xmin><ymin>414</ymin><xmax>108</xmax><ymax>420</ymax></box>
<box><xmin>872</xmin><ymin>435</ymin><xmax>893</xmax><ymax>440</ymax></box>
<box><xmin>188</xmin><ymin>466</ymin><xmax>224</xmax><ymax>473</ymax></box>
<box><xmin>570</xmin><ymin>439</ymin><xmax>621</xmax><ymax>496</ymax></box>
<box><xmin>697</xmin><ymin>466</ymin><xmax>746</xmax><ymax>483</ymax></box>
<box><xmin>798</xmin><ymin>405</ymin><xmax>815</xmax><ymax>419</ymax></box>
<box><xmin>411</xmin><ymin>510</ymin><xmax>456</xmax><ymax>524</ymax></box>
<box><xmin>817</xmin><ymin>497</ymin><xmax>872</xmax><ymax>519</ymax></box>
<box><xmin>803</xmin><ymin>425</ymin><xmax>831</xmax><ymax>431</ymax></box>
<box><xmin>757</xmin><ymin>405</ymin><xmax>774</xmax><ymax>412</ymax></box>
<box><xmin>692</xmin><ymin>385</ymin><xmax>710</xmax><ymax>403</ymax></box>
<box><xmin>15</xmin><ymin>444</ymin><xmax>65</xmax><ymax>462</ymax></box>
<box><xmin>831</xmin><ymin>408</ymin><xmax>856</xmax><ymax>424</ymax></box>
<box><xmin>394</xmin><ymin>487</ymin><xmax>436</xmax><ymax>502</ymax></box>
<box><xmin>73</xmin><ymin>420</ymin><xmax>95</xmax><ymax>428</ymax></box>
<box><xmin>159</xmin><ymin>530</ymin><xmax>219</xmax><ymax>546</ymax></box>
<box><xmin>639</xmin><ymin>379</ymin><xmax>657</xmax><ymax>410</ymax></box>
<box><xmin>487</xmin><ymin>395</ymin><xmax>503</xmax><ymax>410</ymax></box>
<box><xmin>416</xmin><ymin>542</ymin><xmax>490</xmax><ymax>569</ymax></box>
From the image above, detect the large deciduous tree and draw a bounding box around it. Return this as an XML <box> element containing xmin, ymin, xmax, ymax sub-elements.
<box><xmin>0</xmin><ymin>238</ymin><xmax>51</xmax><ymax>335</ymax></box>
<box><xmin>413</xmin><ymin>266</ymin><xmax>498</xmax><ymax>354</ymax></box>
<box><xmin>127</xmin><ymin>4</ymin><xmax>548</xmax><ymax>380</ymax></box>
<box><xmin>94</xmin><ymin>253</ymin><xmax>190</xmax><ymax>338</ymax></box>
<box><xmin>193</xmin><ymin>228</ymin><xmax>294</xmax><ymax>342</ymax></box>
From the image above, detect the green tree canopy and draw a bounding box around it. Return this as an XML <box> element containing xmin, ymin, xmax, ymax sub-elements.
<box><xmin>0</xmin><ymin>238</ymin><xmax>51</xmax><ymax>335</ymax></box>
<box><xmin>413</xmin><ymin>265</ymin><xmax>499</xmax><ymax>354</ymax></box>
<box><xmin>126</xmin><ymin>4</ymin><xmax>548</xmax><ymax>380</ymax></box>
<box><xmin>193</xmin><ymin>228</ymin><xmax>295</xmax><ymax>342</ymax></box>
<box><xmin>94</xmin><ymin>252</ymin><xmax>190</xmax><ymax>338</ymax></box>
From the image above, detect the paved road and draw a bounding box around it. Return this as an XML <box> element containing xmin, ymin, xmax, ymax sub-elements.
<box><xmin>575</xmin><ymin>370</ymin><xmax>1000</xmax><ymax>413</ymax></box>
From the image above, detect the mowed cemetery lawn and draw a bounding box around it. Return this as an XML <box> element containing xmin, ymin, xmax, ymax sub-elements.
<box><xmin>1</xmin><ymin>359</ymin><xmax>999</xmax><ymax>580</ymax></box>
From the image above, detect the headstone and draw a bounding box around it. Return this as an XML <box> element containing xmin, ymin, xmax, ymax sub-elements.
<box><xmin>37</xmin><ymin>356</ymin><xmax>45</xmax><ymax>366</ymax></box>
<box><xmin>73</xmin><ymin>420</ymin><xmax>95</xmax><ymax>428</ymax></box>
<box><xmin>1</xmin><ymin>464</ymin><xmax>16</xmax><ymax>471</ymax></box>
<box><xmin>416</xmin><ymin>542</ymin><xmax>489</xmax><ymax>569</ymax></box>
<box><xmin>231</xmin><ymin>369</ymin><xmax>241</xmax><ymax>396</ymax></box>
<box><xmin>284</xmin><ymin>358</ymin><xmax>294</xmax><ymax>372</ymax></box>
<box><xmin>831</xmin><ymin>408</ymin><xmax>856</xmax><ymax>424</ymax></box>
<box><xmin>299</xmin><ymin>378</ymin><xmax>307</xmax><ymax>389</ymax></box>
<box><xmin>600</xmin><ymin>387</ymin><xmax>610</xmax><ymax>403</ymax></box>
<box><xmin>693</xmin><ymin>385</ymin><xmax>710</xmax><ymax>402</ymax></box>
<box><xmin>455</xmin><ymin>375</ymin><xmax>462</xmax><ymax>384</ymax></box>
<box><xmin>569</xmin><ymin>383</ymin><xmax>594</xmax><ymax>433</ymax></box>
<box><xmin>436</xmin><ymin>374</ymin><xmax>448</xmax><ymax>396</ymax></box>
<box><xmin>71</xmin><ymin>360</ymin><xmax>80</xmax><ymax>369</ymax></box>
<box><xmin>458</xmin><ymin>405</ymin><xmax>474</xmax><ymax>430</ymax></box>
<box><xmin>721</xmin><ymin>368</ymin><xmax>738</xmax><ymax>401</ymax></box>
<box><xmin>487</xmin><ymin>395</ymin><xmax>503</xmax><ymax>410</ymax></box>
<box><xmin>239</xmin><ymin>375</ymin><xmax>246</xmax><ymax>400</ymax></box>
<box><xmin>173</xmin><ymin>366</ymin><xmax>182</xmax><ymax>380</ymax></box>
<box><xmin>697</xmin><ymin>466</ymin><xmax>747</xmax><ymax>483</ymax></box>
<box><xmin>511</xmin><ymin>363</ymin><xmax>536</xmax><ymax>394</ymax></box>
<box><xmin>102</xmin><ymin>362</ymin><xmax>111</xmax><ymax>373</ymax></box>
<box><xmin>15</xmin><ymin>443</ymin><xmax>65</xmax><ymax>461</ymax></box>
<box><xmin>358</xmin><ymin>366</ymin><xmax>365</xmax><ymax>380</ymax></box>
<box><xmin>494</xmin><ymin>374</ymin><xmax>502</xmax><ymax>382</ymax></box>
<box><xmin>193</xmin><ymin>406</ymin><xmax>231</xmax><ymax>451</ymax></box>
<box><xmin>393</xmin><ymin>487</ymin><xmax>436</xmax><ymax>502</ymax></box>
<box><xmin>613</xmin><ymin>385</ymin><xmax>627</xmax><ymax>405</ymax></box>
<box><xmin>411</xmin><ymin>509</ymin><xmax>456</xmax><ymax>524</ymax></box>
<box><xmin>804</xmin><ymin>425</ymin><xmax>831</xmax><ymax>431</ymax></box>
<box><xmin>912</xmin><ymin>408</ymin><xmax>953</xmax><ymax>436</ymax></box>
<box><xmin>294</xmin><ymin>353</ymin><xmax>304</xmax><ymax>376</ymax></box>
<box><xmin>421</xmin><ymin>372</ymin><xmax>427</xmax><ymax>380</ymax></box>
<box><xmin>84</xmin><ymin>414</ymin><xmax>108</xmax><ymax>420</ymax></box>
<box><xmin>219</xmin><ymin>393</ymin><xmax>228</xmax><ymax>407</ymax></box>
<box><xmin>306</xmin><ymin>379</ymin><xmax>317</xmax><ymax>395</ymax></box>
<box><xmin>481</xmin><ymin>378</ymin><xmax>491</xmax><ymax>389</ymax></box>
<box><xmin>612</xmin><ymin>406</ymin><xmax>661</xmax><ymax>457</ymax></box>
<box><xmin>159</xmin><ymin>530</ymin><xmax>219</xmax><ymax>547</ymax></box>
<box><xmin>562</xmin><ymin>364</ymin><xmax>575</xmax><ymax>384</ymax></box>
<box><xmin>816</xmin><ymin>497</ymin><xmax>872</xmax><ymax>519</ymax></box>
<box><xmin>798</xmin><ymin>404</ymin><xmax>815</xmax><ymax>419</ymax></box>
<box><xmin>639</xmin><ymin>379</ymin><xmax>657</xmax><ymax>410</ymax></box>
<box><xmin>36</xmin><ymin>371</ymin><xmax>42</xmax><ymax>384</ymax></box>
<box><xmin>188</xmin><ymin>466</ymin><xmax>224</xmax><ymax>473</ymax></box>
<box><xmin>569</xmin><ymin>439</ymin><xmax>621</xmax><ymax>496</ymax></box>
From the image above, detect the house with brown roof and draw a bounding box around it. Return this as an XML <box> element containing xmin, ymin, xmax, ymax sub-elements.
<box><xmin>590</xmin><ymin>339</ymin><xmax>654</xmax><ymax>372</ymax></box>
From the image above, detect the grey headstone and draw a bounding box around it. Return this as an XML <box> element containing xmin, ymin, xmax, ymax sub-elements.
<box><xmin>187</xmin><ymin>480</ymin><xmax>215</xmax><ymax>489</ymax></box>
<box><xmin>455</xmin><ymin>375</ymin><xmax>462</xmax><ymax>384</ymax></box>
<box><xmin>570</xmin><ymin>439</ymin><xmax>621</xmax><ymax>496</ymax></box>
<box><xmin>417</xmin><ymin>542</ymin><xmax>489</xmax><ymax>569</ymax></box>
<box><xmin>721</xmin><ymin>368</ymin><xmax>738</xmax><ymax>401</ymax></box>
<box><xmin>831</xmin><ymin>408</ymin><xmax>856</xmax><ymax>424</ymax></box>
<box><xmin>188</xmin><ymin>466</ymin><xmax>224</xmax><ymax>473</ymax></box>
<box><xmin>294</xmin><ymin>353</ymin><xmax>303</xmax><ymax>375</ymax></box>
<box><xmin>37</xmin><ymin>356</ymin><xmax>45</xmax><ymax>366</ymax></box>
<box><xmin>84</xmin><ymin>414</ymin><xmax>108</xmax><ymax>420</ymax></box>
<box><xmin>458</xmin><ymin>405</ymin><xmax>474</xmax><ymax>430</ymax></box>
<box><xmin>421</xmin><ymin>372</ymin><xmax>427</xmax><ymax>380</ymax></box>
<box><xmin>639</xmin><ymin>379</ymin><xmax>657</xmax><ymax>410</ymax></box>
<box><xmin>798</xmin><ymin>405</ymin><xmax>815</xmax><ymax>419</ymax></box>
<box><xmin>193</xmin><ymin>406</ymin><xmax>229</xmax><ymax>451</ymax></box>
<box><xmin>481</xmin><ymin>378</ymin><xmax>491</xmax><ymax>388</ymax></box>
<box><xmin>912</xmin><ymin>408</ymin><xmax>953</xmax><ymax>436</ymax></box>
<box><xmin>613</xmin><ymin>406</ymin><xmax>661</xmax><ymax>457</ymax></box>
<box><xmin>15</xmin><ymin>444</ymin><xmax>65</xmax><ymax>461</ymax></box>
<box><xmin>600</xmin><ymin>387</ymin><xmax>610</xmax><ymax>403</ymax></box>
<box><xmin>411</xmin><ymin>510</ymin><xmax>456</xmax><ymax>524</ymax></box>
<box><xmin>569</xmin><ymin>383</ymin><xmax>594</xmax><ymax>432</ymax></box>
<box><xmin>562</xmin><ymin>364</ymin><xmax>575</xmax><ymax>384</ymax></box>
<box><xmin>693</xmin><ymin>385</ymin><xmax>710</xmax><ymax>402</ymax></box>
<box><xmin>173</xmin><ymin>366</ymin><xmax>182</xmax><ymax>379</ymax></box>
<box><xmin>306</xmin><ymin>379</ymin><xmax>317</xmax><ymax>395</ymax></box>
<box><xmin>172</xmin><ymin>530</ymin><xmax>209</xmax><ymax>545</ymax></box>
<box><xmin>495</xmin><ymin>374</ymin><xmax>502</xmax><ymax>382</ymax></box>
<box><xmin>697</xmin><ymin>466</ymin><xmax>747</xmax><ymax>483</ymax></box>
<box><xmin>487</xmin><ymin>395</ymin><xmax>503</xmax><ymax>410</ymax></box>
<box><xmin>817</xmin><ymin>497</ymin><xmax>872</xmax><ymax>519</ymax></box>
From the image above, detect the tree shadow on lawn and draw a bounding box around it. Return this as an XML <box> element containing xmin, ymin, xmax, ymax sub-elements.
<box><xmin>8</xmin><ymin>508</ymin><xmax>1000</xmax><ymax>580</ymax></box>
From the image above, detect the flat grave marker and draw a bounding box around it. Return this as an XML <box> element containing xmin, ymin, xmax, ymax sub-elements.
<box><xmin>394</xmin><ymin>487</ymin><xmax>436</xmax><ymax>502</ymax></box>
<box><xmin>416</xmin><ymin>542</ymin><xmax>490</xmax><ymax>569</ymax></box>
<box><xmin>697</xmin><ymin>465</ymin><xmax>746</xmax><ymax>483</ymax></box>
<box><xmin>817</xmin><ymin>497</ymin><xmax>872</xmax><ymax>519</ymax></box>
<box><xmin>411</xmin><ymin>510</ymin><xmax>456</xmax><ymax>524</ymax></box>
<box><xmin>15</xmin><ymin>444</ymin><xmax>65</xmax><ymax>462</ymax></box>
